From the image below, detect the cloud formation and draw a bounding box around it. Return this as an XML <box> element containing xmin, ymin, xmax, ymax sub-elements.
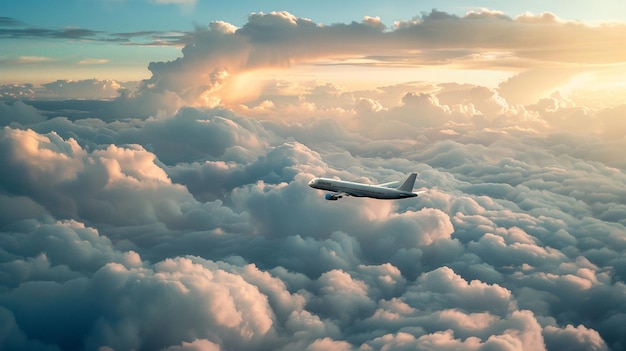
<box><xmin>0</xmin><ymin>16</ymin><xmax>187</xmax><ymax>45</ymax></box>
<box><xmin>1</xmin><ymin>9</ymin><xmax>625</xmax><ymax>351</ymax></box>
<box><xmin>133</xmin><ymin>10</ymin><xmax>626</xmax><ymax>108</ymax></box>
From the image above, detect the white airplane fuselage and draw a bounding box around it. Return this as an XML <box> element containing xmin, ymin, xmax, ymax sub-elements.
<box><xmin>308</xmin><ymin>173</ymin><xmax>422</xmax><ymax>200</ymax></box>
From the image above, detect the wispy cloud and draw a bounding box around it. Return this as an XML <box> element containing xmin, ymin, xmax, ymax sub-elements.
<box><xmin>0</xmin><ymin>25</ymin><xmax>103</xmax><ymax>40</ymax></box>
<box><xmin>0</xmin><ymin>17</ymin><xmax>185</xmax><ymax>45</ymax></box>
<box><xmin>0</xmin><ymin>16</ymin><xmax>23</xmax><ymax>26</ymax></box>
<box><xmin>78</xmin><ymin>58</ymin><xmax>110</xmax><ymax>65</ymax></box>
<box><xmin>9</xmin><ymin>56</ymin><xmax>54</xmax><ymax>64</ymax></box>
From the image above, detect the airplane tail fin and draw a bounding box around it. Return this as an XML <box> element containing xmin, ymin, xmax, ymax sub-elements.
<box><xmin>397</xmin><ymin>173</ymin><xmax>417</xmax><ymax>192</ymax></box>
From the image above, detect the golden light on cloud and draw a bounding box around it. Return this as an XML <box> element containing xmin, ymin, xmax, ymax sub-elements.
<box><xmin>219</xmin><ymin>69</ymin><xmax>271</xmax><ymax>105</ymax></box>
<box><xmin>562</xmin><ymin>66</ymin><xmax>626</xmax><ymax>108</ymax></box>
<box><xmin>195</xmin><ymin>68</ymin><xmax>285</xmax><ymax>108</ymax></box>
<box><xmin>243</xmin><ymin>62</ymin><xmax>517</xmax><ymax>92</ymax></box>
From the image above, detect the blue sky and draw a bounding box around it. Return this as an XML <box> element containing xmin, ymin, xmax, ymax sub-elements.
<box><xmin>5</xmin><ymin>0</ymin><xmax>625</xmax><ymax>30</ymax></box>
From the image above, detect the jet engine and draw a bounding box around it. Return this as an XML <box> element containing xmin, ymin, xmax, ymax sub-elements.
<box><xmin>325</xmin><ymin>193</ymin><xmax>341</xmax><ymax>201</ymax></box>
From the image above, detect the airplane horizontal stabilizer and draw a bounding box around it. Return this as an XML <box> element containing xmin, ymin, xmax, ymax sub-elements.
<box><xmin>378</xmin><ymin>181</ymin><xmax>400</xmax><ymax>188</ymax></box>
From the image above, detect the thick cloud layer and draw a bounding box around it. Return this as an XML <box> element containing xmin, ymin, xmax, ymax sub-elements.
<box><xmin>1</xmin><ymin>10</ymin><xmax>626</xmax><ymax>351</ymax></box>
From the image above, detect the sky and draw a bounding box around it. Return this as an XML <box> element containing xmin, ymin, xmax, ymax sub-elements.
<box><xmin>1</xmin><ymin>1</ymin><xmax>626</xmax><ymax>351</ymax></box>
<box><xmin>2</xmin><ymin>0</ymin><xmax>626</xmax><ymax>85</ymax></box>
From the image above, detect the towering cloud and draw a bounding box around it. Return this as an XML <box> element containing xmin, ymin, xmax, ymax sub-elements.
<box><xmin>133</xmin><ymin>10</ymin><xmax>626</xmax><ymax>109</ymax></box>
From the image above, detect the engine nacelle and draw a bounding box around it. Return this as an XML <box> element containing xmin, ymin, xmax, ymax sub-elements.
<box><xmin>325</xmin><ymin>193</ymin><xmax>340</xmax><ymax>201</ymax></box>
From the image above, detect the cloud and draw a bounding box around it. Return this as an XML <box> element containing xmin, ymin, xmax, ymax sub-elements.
<box><xmin>132</xmin><ymin>9</ymin><xmax>621</xmax><ymax>106</ymax></box>
<box><xmin>498</xmin><ymin>69</ymin><xmax>579</xmax><ymax>105</ymax></box>
<box><xmin>163</xmin><ymin>339</ymin><xmax>221</xmax><ymax>351</ymax></box>
<box><xmin>0</xmin><ymin>26</ymin><xmax>103</xmax><ymax>41</ymax></box>
<box><xmin>0</xmin><ymin>17</ymin><xmax>186</xmax><ymax>46</ymax></box>
<box><xmin>544</xmin><ymin>324</ymin><xmax>609</xmax><ymax>351</ymax></box>
<box><xmin>2</xmin><ymin>99</ymin><xmax>625</xmax><ymax>349</ymax></box>
<box><xmin>1</xmin><ymin>257</ymin><xmax>276</xmax><ymax>350</ymax></box>
<box><xmin>0</xmin><ymin>80</ymin><xmax>138</xmax><ymax>101</ymax></box>
<box><xmin>0</xmin><ymin>101</ymin><xmax>46</xmax><ymax>124</ymax></box>
<box><xmin>77</xmin><ymin>59</ymin><xmax>109</xmax><ymax>65</ymax></box>
<box><xmin>0</xmin><ymin>127</ymin><xmax>199</xmax><ymax>226</ymax></box>
<box><xmin>2</xmin><ymin>9</ymin><xmax>626</xmax><ymax>351</ymax></box>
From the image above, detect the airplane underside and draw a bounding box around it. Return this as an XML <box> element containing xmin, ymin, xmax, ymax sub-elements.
<box><xmin>324</xmin><ymin>192</ymin><xmax>415</xmax><ymax>200</ymax></box>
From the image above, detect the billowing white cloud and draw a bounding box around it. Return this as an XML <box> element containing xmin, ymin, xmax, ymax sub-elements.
<box><xmin>1</xmin><ymin>9</ymin><xmax>626</xmax><ymax>351</ymax></box>
<box><xmin>131</xmin><ymin>9</ymin><xmax>626</xmax><ymax>109</ymax></box>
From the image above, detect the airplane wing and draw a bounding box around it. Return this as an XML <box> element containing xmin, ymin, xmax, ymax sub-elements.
<box><xmin>378</xmin><ymin>181</ymin><xmax>400</xmax><ymax>188</ymax></box>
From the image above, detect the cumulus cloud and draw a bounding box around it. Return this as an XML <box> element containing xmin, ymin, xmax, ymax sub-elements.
<box><xmin>1</xmin><ymin>9</ymin><xmax>626</xmax><ymax>351</ymax></box>
<box><xmin>127</xmin><ymin>9</ymin><xmax>626</xmax><ymax>110</ymax></box>
<box><xmin>0</xmin><ymin>80</ymin><xmax>138</xmax><ymax>101</ymax></box>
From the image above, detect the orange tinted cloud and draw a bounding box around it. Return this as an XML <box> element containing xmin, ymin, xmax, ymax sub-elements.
<box><xmin>141</xmin><ymin>10</ymin><xmax>626</xmax><ymax>108</ymax></box>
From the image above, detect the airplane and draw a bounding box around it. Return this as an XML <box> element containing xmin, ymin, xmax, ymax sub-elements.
<box><xmin>308</xmin><ymin>172</ymin><xmax>426</xmax><ymax>200</ymax></box>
